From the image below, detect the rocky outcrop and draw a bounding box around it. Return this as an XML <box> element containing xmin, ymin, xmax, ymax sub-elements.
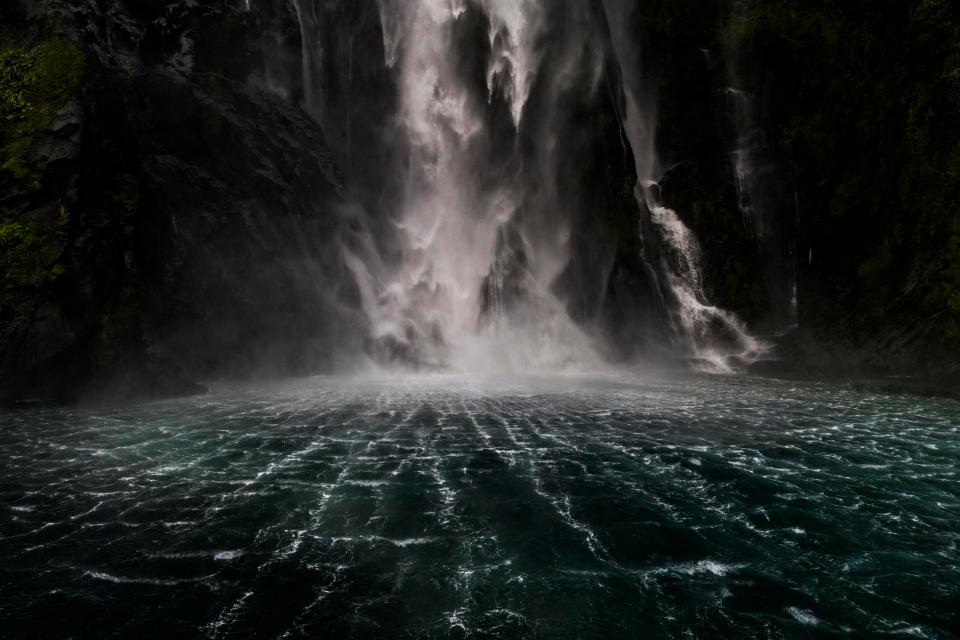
<box><xmin>2</xmin><ymin>0</ymin><xmax>957</xmax><ymax>403</ymax></box>
<box><xmin>609</xmin><ymin>0</ymin><xmax>960</xmax><ymax>384</ymax></box>
<box><xmin>0</xmin><ymin>0</ymin><xmax>366</xmax><ymax>405</ymax></box>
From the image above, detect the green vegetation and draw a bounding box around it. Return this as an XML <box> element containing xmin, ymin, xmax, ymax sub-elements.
<box><xmin>98</xmin><ymin>281</ymin><xmax>142</xmax><ymax>369</ymax></box>
<box><xmin>0</xmin><ymin>220</ymin><xmax>62</xmax><ymax>298</ymax></box>
<box><xmin>719</xmin><ymin>2</ymin><xmax>842</xmax><ymax>53</ymax></box>
<box><xmin>720</xmin><ymin>0</ymin><xmax>960</xmax><ymax>344</ymax></box>
<box><xmin>0</xmin><ymin>32</ymin><xmax>85</xmax><ymax>182</ymax></box>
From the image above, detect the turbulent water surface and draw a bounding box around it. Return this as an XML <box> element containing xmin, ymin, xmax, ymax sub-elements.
<box><xmin>1</xmin><ymin>374</ymin><xmax>958</xmax><ymax>639</ymax></box>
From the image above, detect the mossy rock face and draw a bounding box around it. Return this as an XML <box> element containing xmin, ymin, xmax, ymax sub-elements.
<box><xmin>0</xmin><ymin>219</ymin><xmax>65</xmax><ymax>298</ymax></box>
<box><xmin>712</xmin><ymin>0</ymin><xmax>960</xmax><ymax>361</ymax></box>
<box><xmin>1</xmin><ymin>1</ymin><xmax>354</xmax><ymax>404</ymax></box>
<box><xmin>0</xmin><ymin>32</ymin><xmax>85</xmax><ymax>184</ymax></box>
<box><xmin>2</xmin><ymin>0</ymin><xmax>959</xmax><ymax>399</ymax></box>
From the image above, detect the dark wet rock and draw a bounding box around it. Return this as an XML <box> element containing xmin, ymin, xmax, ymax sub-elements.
<box><xmin>479</xmin><ymin>222</ymin><xmax>537</xmax><ymax>327</ymax></box>
<box><xmin>1</xmin><ymin>0</ymin><xmax>363</xmax><ymax>406</ymax></box>
<box><xmin>2</xmin><ymin>0</ymin><xmax>958</xmax><ymax>402</ymax></box>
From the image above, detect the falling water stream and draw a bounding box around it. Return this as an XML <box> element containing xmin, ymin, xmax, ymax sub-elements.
<box><xmin>259</xmin><ymin>0</ymin><xmax>775</xmax><ymax>374</ymax></box>
<box><xmin>338</xmin><ymin>0</ymin><xmax>762</xmax><ymax>373</ymax></box>
<box><xmin>346</xmin><ymin>0</ymin><xmax>604</xmax><ymax>372</ymax></box>
<box><xmin>602</xmin><ymin>1</ymin><xmax>766</xmax><ymax>372</ymax></box>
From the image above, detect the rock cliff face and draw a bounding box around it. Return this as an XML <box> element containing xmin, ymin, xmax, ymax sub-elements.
<box><xmin>624</xmin><ymin>0</ymin><xmax>960</xmax><ymax>383</ymax></box>
<box><xmin>1</xmin><ymin>0</ymin><xmax>958</xmax><ymax>403</ymax></box>
<box><xmin>1</xmin><ymin>0</ymin><xmax>367</xmax><ymax>403</ymax></box>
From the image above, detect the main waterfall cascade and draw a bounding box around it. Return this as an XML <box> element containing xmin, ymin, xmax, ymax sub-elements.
<box><xmin>343</xmin><ymin>0</ymin><xmax>602</xmax><ymax>372</ymax></box>
<box><xmin>269</xmin><ymin>0</ymin><xmax>767</xmax><ymax>373</ymax></box>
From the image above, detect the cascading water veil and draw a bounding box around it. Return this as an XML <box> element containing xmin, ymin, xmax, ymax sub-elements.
<box><xmin>726</xmin><ymin>88</ymin><xmax>764</xmax><ymax>237</ymax></box>
<box><xmin>646</xmin><ymin>199</ymin><xmax>767</xmax><ymax>372</ymax></box>
<box><xmin>305</xmin><ymin>0</ymin><xmax>766</xmax><ymax>374</ymax></box>
<box><xmin>345</xmin><ymin>0</ymin><xmax>603</xmax><ymax>372</ymax></box>
<box><xmin>290</xmin><ymin>0</ymin><xmax>319</xmax><ymax>113</ymax></box>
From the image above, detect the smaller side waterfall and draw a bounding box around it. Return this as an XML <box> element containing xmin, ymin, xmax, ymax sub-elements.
<box><xmin>290</xmin><ymin>0</ymin><xmax>320</xmax><ymax>115</ymax></box>
<box><xmin>603</xmin><ymin>1</ymin><xmax>766</xmax><ymax>372</ymax></box>
<box><xmin>723</xmin><ymin>85</ymin><xmax>800</xmax><ymax>330</ymax></box>
<box><xmin>646</xmin><ymin>193</ymin><xmax>766</xmax><ymax>372</ymax></box>
<box><xmin>724</xmin><ymin>87</ymin><xmax>767</xmax><ymax>238</ymax></box>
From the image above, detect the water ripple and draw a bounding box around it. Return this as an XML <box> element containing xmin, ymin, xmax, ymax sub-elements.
<box><xmin>1</xmin><ymin>373</ymin><xmax>958</xmax><ymax>638</ymax></box>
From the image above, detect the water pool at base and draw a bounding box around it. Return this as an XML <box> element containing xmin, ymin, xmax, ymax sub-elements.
<box><xmin>1</xmin><ymin>374</ymin><xmax>958</xmax><ymax>638</ymax></box>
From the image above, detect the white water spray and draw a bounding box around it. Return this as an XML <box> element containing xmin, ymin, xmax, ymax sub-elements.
<box><xmin>481</xmin><ymin>0</ymin><xmax>543</xmax><ymax>128</ymax></box>
<box><xmin>352</xmin><ymin>0</ymin><xmax>601</xmax><ymax>373</ymax></box>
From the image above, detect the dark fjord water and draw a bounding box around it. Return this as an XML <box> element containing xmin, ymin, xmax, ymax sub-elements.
<box><xmin>1</xmin><ymin>374</ymin><xmax>958</xmax><ymax>639</ymax></box>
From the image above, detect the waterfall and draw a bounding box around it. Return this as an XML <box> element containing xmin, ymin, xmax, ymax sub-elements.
<box><xmin>725</xmin><ymin>88</ymin><xmax>766</xmax><ymax>238</ymax></box>
<box><xmin>647</xmin><ymin>202</ymin><xmax>765</xmax><ymax>371</ymax></box>
<box><xmin>350</xmin><ymin>0</ymin><xmax>601</xmax><ymax>372</ymax></box>
<box><xmin>602</xmin><ymin>0</ymin><xmax>766</xmax><ymax>372</ymax></box>
<box><xmin>271</xmin><ymin>0</ymin><xmax>768</xmax><ymax>374</ymax></box>
<box><xmin>724</xmin><ymin>63</ymin><xmax>799</xmax><ymax>330</ymax></box>
<box><xmin>480</xmin><ymin>0</ymin><xmax>543</xmax><ymax>128</ymax></box>
<box><xmin>290</xmin><ymin>0</ymin><xmax>320</xmax><ymax>115</ymax></box>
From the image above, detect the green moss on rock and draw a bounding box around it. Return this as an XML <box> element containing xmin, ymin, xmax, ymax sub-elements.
<box><xmin>0</xmin><ymin>220</ymin><xmax>62</xmax><ymax>298</ymax></box>
<box><xmin>0</xmin><ymin>33</ymin><xmax>85</xmax><ymax>182</ymax></box>
<box><xmin>98</xmin><ymin>281</ymin><xmax>143</xmax><ymax>370</ymax></box>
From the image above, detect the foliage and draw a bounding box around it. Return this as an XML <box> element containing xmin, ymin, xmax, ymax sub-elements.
<box><xmin>0</xmin><ymin>33</ymin><xmax>85</xmax><ymax>181</ymax></box>
<box><xmin>0</xmin><ymin>220</ymin><xmax>62</xmax><ymax>299</ymax></box>
<box><xmin>98</xmin><ymin>281</ymin><xmax>142</xmax><ymax>369</ymax></box>
<box><xmin>719</xmin><ymin>0</ymin><xmax>960</xmax><ymax>345</ymax></box>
